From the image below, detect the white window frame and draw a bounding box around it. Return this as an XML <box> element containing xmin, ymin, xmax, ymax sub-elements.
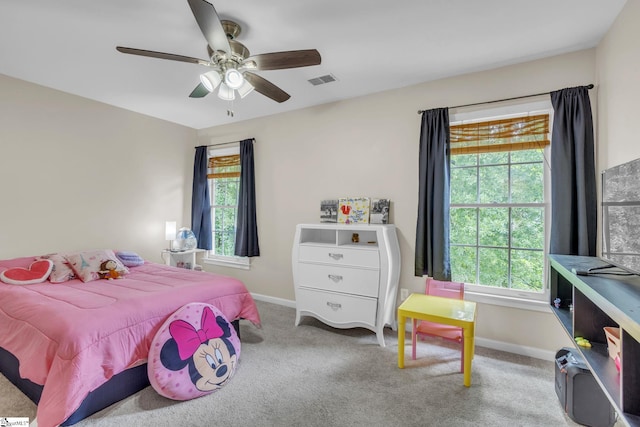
<box><xmin>202</xmin><ymin>145</ymin><xmax>251</xmax><ymax>270</ymax></box>
<box><xmin>449</xmin><ymin>100</ymin><xmax>553</xmax><ymax>311</ymax></box>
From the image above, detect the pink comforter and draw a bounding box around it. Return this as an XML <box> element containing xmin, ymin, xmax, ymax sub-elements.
<box><xmin>0</xmin><ymin>258</ymin><xmax>261</xmax><ymax>427</ymax></box>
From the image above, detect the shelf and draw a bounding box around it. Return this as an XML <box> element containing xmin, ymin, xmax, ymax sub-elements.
<box><xmin>549</xmin><ymin>254</ymin><xmax>640</xmax><ymax>427</ymax></box>
<box><xmin>299</xmin><ymin>228</ymin><xmax>336</xmax><ymax>245</ymax></box>
<box><xmin>550</xmin><ymin>306</ymin><xmax>573</xmax><ymax>335</ymax></box>
<box><xmin>337</xmin><ymin>242</ymin><xmax>378</xmax><ymax>250</ymax></box>
<box><xmin>162</xmin><ymin>249</ymin><xmax>204</xmax><ymax>270</ymax></box>
<box><xmin>578</xmin><ymin>343</ymin><xmax>621</xmax><ymax>410</ymax></box>
<box><xmin>299</xmin><ymin>241</ymin><xmax>336</xmax><ymax>248</ymax></box>
<box><xmin>337</xmin><ymin>229</ymin><xmax>377</xmax><ymax>247</ymax></box>
<box><xmin>300</xmin><ymin>241</ymin><xmax>379</xmax><ymax>250</ymax></box>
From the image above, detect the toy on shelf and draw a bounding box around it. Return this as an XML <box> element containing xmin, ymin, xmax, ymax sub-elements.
<box><xmin>574</xmin><ymin>336</ymin><xmax>592</xmax><ymax>348</ymax></box>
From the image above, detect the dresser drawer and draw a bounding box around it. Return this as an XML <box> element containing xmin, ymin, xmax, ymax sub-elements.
<box><xmin>298</xmin><ymin>245</ymin><xmax>379</xmax><ymax>268</ymax></box>
<box><xmin>296</xmin><ymin>287</ymin><xmax>377</xmax><ymax>326</ymax></box>
<box><xmin>297</xmin><ymin>263</ymin><xmax>379</xmax><ymax>297</ymax></box>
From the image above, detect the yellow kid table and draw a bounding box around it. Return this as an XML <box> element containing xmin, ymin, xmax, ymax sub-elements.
<box><xmin>397</xmin><ymin>293</ymin><xmax>477</xmax><ymax>387</ymax></box>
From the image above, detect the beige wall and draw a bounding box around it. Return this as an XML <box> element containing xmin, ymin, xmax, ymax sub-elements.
<box><xmin>596</xmin><ymin>0</ymin><xmax>640</xmax><ymax>171</ymax></box>
<box><xmin>198</xmin><ymin>50</ymin><xmax>599</xmax><ymax>357</ymax></box>
<box><xmin>0</xmin><ymin>74</ymin><xmax>196</xmax><ymax>261</ymax></box>
<box><xmin>5</xmin><ymin>14</ymin><xmax>634</xmax><ymax>357</ymax></box>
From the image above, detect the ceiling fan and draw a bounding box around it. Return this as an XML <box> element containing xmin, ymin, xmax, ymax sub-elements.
<box><xmin>116</xmin><ymin>0</ymin><xmax>321</xmax><ymax>104</ymax></box>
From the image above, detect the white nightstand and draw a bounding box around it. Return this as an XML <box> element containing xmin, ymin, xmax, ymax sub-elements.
<box><xmin>162</xmin><ymin>249</ymin><xmax>205</xmax><ymax>270</ymax></box>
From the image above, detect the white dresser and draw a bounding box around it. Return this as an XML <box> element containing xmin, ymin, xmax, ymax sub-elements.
<box><xmin>292</xmin><ymin>223</ymin><xmax>401</xmax><ymax>347</ymax></box>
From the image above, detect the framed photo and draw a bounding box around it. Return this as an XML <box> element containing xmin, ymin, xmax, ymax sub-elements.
<box><xmin>320</xmin><ymin>199</ymin><xmax>338</xmax><ymax>223</ymax></box>
<box><xmin>370</xmin><ymin>199</ymin><xmax>390</xmax><ymax>224</ymax></box>
<box><xmin>338</xmin><ymin>197</ymin><xmax>370</xmax><ymax>224</ymax></box>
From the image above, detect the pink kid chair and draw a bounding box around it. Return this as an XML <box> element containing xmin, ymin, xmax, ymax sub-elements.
<box><xmin>411</xmin><ymin>277</ymin><xmax>465</xmax><ymax>372</ymax></box>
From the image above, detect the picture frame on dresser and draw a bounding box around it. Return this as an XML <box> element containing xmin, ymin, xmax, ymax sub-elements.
<box><xmin>291</xmin><ymin>223</ymin><xmax>401</xmax><ymax>347</ymax></box>
<box><xmin>370</xmin><ymin>199</ymin><xmax>390</xmax><ymax>224</ymax></box>
<box><xmin>337</xmin><ymin>197</ymin><xmax>370</xmax><ymax>224</ymax></box>
<box><xmin>320</xmin><ymin>199</ymin><xmax>339</xmax><ymax>223</ymax></box>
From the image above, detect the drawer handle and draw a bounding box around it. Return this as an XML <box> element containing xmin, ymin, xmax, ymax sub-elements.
<box><xmin>328</xmin><ymin>253</ymin><xmax>344</xmax><ymax>260</ymax></box>
<box><xmin>328</xmin><ymin>274</ymin><xmax>343</xmax><ymax>283</ymax></box>
<box><xmin>327</xmin><ymin>302</ymin><xmax>342</xmax><ymax>311</ymax></box>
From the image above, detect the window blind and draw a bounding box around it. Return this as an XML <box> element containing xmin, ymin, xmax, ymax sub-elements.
<box><xmin>207</xmin><ymin>154</ymin><xmax>240</xmax><ymax>179</ymax></box>
<box><xmin>450</xmin><ymin>114</ymin><xmax>549</xmax><ymax>155</ymax></box>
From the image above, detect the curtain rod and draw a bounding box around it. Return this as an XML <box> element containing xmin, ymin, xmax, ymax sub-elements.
<box><xmin>196</xmin><ymin>138</ymin><xmax>255</xmax><ymax>149</ymax></box>
<box><xmin>417</xmin><ymin>84</ymin><xmax>594</xmax><ymax>114</ymax></box>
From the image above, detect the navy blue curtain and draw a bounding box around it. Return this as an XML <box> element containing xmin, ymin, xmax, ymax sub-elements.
<box><xmin>235</xmin><ymin>139</ymin><xmax>260</xmax><ymax>257</ymax></box>
<box><xmin>191</xmin><ymin>146</ymin><xmax>212</xmax><ymax>250</ymax></box>
<box><xmin>415</xmin><ymin>108</ymin><xmax>451</xmax><ymax>280</ymax></box>
<box><xmin>549</xmin><ymin>86</ymin><xmax>597</xmax><ymax>256</ymax></box>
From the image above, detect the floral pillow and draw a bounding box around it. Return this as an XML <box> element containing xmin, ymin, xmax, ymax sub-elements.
<box><xmin>37</xmin><ymin>253</ymin><xmax>76</xmax><ymax>283</ymax></box>
<box><xmin>65</xmin><ymin>249</ymin><xmax>129</xmax><ymax>283</ymax></box>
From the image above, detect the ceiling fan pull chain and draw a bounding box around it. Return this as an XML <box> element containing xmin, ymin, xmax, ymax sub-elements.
<box><xmin>227</xmin><ymin>99</ymin><xmax>234</xmax><ymax>117</ymax></box>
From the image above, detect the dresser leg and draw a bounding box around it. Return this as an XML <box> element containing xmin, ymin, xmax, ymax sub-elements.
<box><xmin>376</xmin><ymin>327</ymin><xmax>386</xmax><ymax>347</ymax></box>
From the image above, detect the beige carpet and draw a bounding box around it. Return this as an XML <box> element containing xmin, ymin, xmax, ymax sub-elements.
<box><xmin>0</xmin><ymin>300</ymin><xmax>621</xmax><ymax>426</ymax></box>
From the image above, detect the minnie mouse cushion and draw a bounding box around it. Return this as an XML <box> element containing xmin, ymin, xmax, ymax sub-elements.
<box><xmin>148</xmin><ymin>302</ymin><xmax>241</xmax><ymax>400</ymax></box>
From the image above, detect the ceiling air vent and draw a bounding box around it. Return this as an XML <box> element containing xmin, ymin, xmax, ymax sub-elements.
<box><xmin>308</xmin><ymin>74</ymin><xmax>337</xmax><ymax>86</ymax></box>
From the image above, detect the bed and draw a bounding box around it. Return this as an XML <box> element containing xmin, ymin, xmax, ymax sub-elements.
<box><xmin>0</xmin><ymin>253</ymin><xmax>261</xmax><ymax>427</ymax></box>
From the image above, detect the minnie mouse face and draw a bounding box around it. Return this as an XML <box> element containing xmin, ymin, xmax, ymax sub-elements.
<box><xmin>193</xmin><ymin>338</ymin><xmax>238</xmax><ymax>391</ymax></box>
<box><xmin>159</xmin><ymin>306</ymin><xmax>240</xmax><ymax>394</ymax></box>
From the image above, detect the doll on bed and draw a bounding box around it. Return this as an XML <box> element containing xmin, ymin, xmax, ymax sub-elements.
<box><xmin>98</xmin><ymin>259</ymin><xmax>123</xmax><ymax>280</ymax></box>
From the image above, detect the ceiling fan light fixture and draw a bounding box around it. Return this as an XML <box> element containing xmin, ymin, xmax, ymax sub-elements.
<box><xmin>217</xmin><ymin>82</ymin><xmax>235</xmax><ymax>100</ymax></box>
<box><xmin>237</xmin><ymin>79</ymin><xmax>254</xmax><ymax>98</ymax></box>
<box><xmin>200</xmin><ymin>71</ymin><xmax>222</xmax><ymax>92</ymax></box>
<box><xmin>118</xmin><ymin>2</ymin><xmax>323</xmax><ymax>106</ymax></box>
<box><xmin>224</xmin><ymin>68</ymin><xmax>244</xmax><ymax>90</ymax></box>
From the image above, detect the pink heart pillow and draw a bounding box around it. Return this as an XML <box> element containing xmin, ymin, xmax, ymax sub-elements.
<box><xmin>0</xmin><ymin>259</ymin><xmax>53</xmax><ymax>285</ymax></box>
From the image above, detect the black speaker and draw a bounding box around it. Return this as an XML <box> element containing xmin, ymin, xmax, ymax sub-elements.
<box><xmin>555</xmin><ymin>347</ymin><xmax>616</xmax><ymax>427</ymax></box>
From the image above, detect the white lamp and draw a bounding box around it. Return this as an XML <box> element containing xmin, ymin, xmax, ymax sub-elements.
<box><xmin>217</xmin><ymin>82</ymin><xmax>235</xmax><ymax>100</ymax></box>
<box><xmin>237</xmin><ymin>79</ymin><xmax>255</xmax><ymax>98</ymax></box>
<box><xmin>165</xmin><ymin>221</ymin><xmax>177</xmax><ymax>250</ymax></box>
<box><xmin>224</xmin><ymin>68</ymin><xmax>244</xmax><ymax>90</ymax></box>
<box><xmin>200</xmin><ymin>71</ymin><xmax>222</xmax><ymax>92</ymax></box>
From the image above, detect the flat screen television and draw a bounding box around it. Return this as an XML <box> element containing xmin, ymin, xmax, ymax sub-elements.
<box><xmin>601</xmin><ymin>157</ymin><xmax>640</xmax><ymax>275</ymax></box>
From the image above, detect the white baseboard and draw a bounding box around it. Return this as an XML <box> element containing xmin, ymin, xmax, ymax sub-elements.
<box><xmin>473</xmin><ymin>337</ymin><xmax>556</xmax><ymax>361</ymax></box>
<box><xmin>250</xmin><ymin>293</ymin><xmax>556</xmax><ymax>362</ymax></box>
<box><xmin>251</xmin><ymin>292</ymin><xmax>296</xmax><ymax>308</ymax></box>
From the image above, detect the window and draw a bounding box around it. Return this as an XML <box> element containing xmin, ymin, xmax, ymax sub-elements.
<box><xmin>449</xmin><ymin>104</ymin><xmax>552</xmax><ymax>302</ymax></box>
<box><xmin>205</xmin><ymin>146</ymin><xmax>250</xmax><ymax>269</ymax></box>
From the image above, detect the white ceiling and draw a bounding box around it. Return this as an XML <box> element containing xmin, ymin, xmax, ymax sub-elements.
<box><xmin>0</xmin><ymin>0</ymin><xmax>626</xmax><ymax>130</ymax></box>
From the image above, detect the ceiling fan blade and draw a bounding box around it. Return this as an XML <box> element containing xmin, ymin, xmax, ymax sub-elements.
<box><xmin>187</xmin><ymin>0</ymin><xmax>231</xmax><ymax>54</ymax></box>
<box><xmin>244</xmin><ymin>49</ymin><xmax>321</xmax><ymax>71</ymax></box>
<box><xmin>189</xmin><ymin>82</ymin><xmax>210</xmax><ymax>98</ymax></box>
<box><xmin>116</xmin><ymin>46</ymin><xmax>209</xmax><ymax>66</ymax></box>
<box><xmin>244</xmin><ymin>72</ymin><xmax>290</xmax><ymax>103</ymax></box>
